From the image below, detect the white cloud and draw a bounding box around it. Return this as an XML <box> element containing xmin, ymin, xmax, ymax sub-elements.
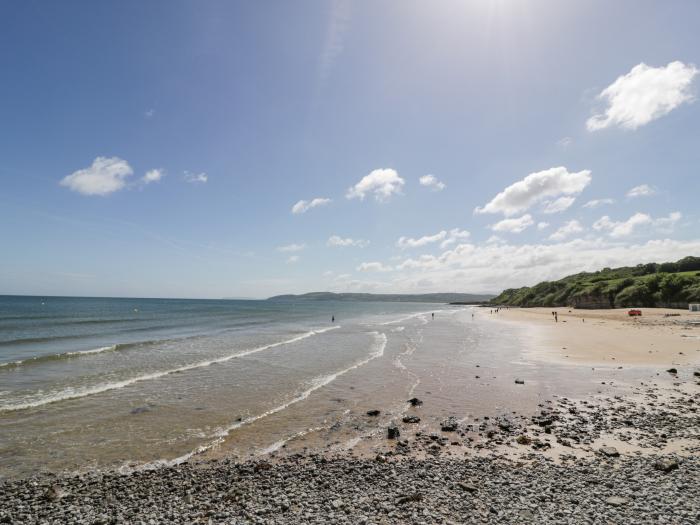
<box><xmin>475</xmin><ymin>167</ymin><xmax>591</xmax><ymax>216</ymax></box>
<box><xmin>184</xmin><ymin>171</ymin><xmax>208</xmax><ymax>184</ymax></box>
<box><xmin>627</xmin><ymin>184</ymin><xmax>655</xmax><ymax>198</ymax></box>
<box><xmin>346</xmin><ymin>168</ymin><xmax>405</xmax><ymax>202</ymax></box>
<box><xmin>277</xmin><ymin>243</ymin><xmax>306</xmax><ymax>252</ymax></box>
<box><xmin>593</xmin><ymin>212</ymin><xmax>681</xmax><ymax>238</ymax></box>
<box><xmin>548</xmin><ymin>220</ymin><xmax>584</xmax><ymax>241</ymax></box>
<box><xmin>60</xmin><ymin>156</ymin><xmax>134</xmax><ymax>196</ymax></box>
<box><xmin>145</xmin><ymin>109</ymin><xmax>155</xmax><ymax>118</ymax></box>
<box><xmin>287</xmin><ymin>255</ymin><xmax>300</xmax><ymax>264</ymax></box>
<box><xmin>542</xmin><ymin>196</ymin><xmax>576</xmax><ymax>214</ymax></box>
<box><xmin>142</xmin><ymin>169</ymin><xmax>165</xmax><ymax>184</ymax></box>
<box><xmin>374</xmin><ymin>238</ymin><xmax>700</xmax><ymax>294</ymax></box>
<box><xmin>490</xmin><ymin>214</ymin><xmax>534</xmax><ymax>233</ymax></box>
<box><xmin>440</xmin><ymin>228</ymin><xmax>471</xmax><ymax>249</ymax></box>
<box><xmin>357</xmin><ymin>261</ymin><xmax>393</xmax><ymax>272</ymax></box>
<box><xmin>327</xmin><ymin>235</ymin><xmax>369</xmax><ymax>248</ymax></box>
<box><xmin>537</xmin><ymin>222</ymin><xmax>550</xmax><ymax>230</ymax></box>
<box><xmin>292</xmin><ymin>197</ymin><xmax>332</xmax><ymax>214</ymax></box>
<box><xmin>583</xmin><ymin>198</ymin><xmax>615</xmax><ymax>208</ymax></box>
<box><xmin>419</xmin><ymin>174</ymin><xmax>446</xmax><ymax>191</ymax></box>
<box><xmin>587</xmin><ymin>61</ymin><xmax>698</xmax><ymax>131</ymax></box>
<box><xmin>397</xmin><ymin>230</ymin><xmax>447</xmax><ymax>249</ymax></box>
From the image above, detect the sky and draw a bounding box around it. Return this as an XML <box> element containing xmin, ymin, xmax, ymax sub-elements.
<box><xmin>1</xmin><ymin>0</ymin><xmax>699</xmax><ymax>299</ymax></box>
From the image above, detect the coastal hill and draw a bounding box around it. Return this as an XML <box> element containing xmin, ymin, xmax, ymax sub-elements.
<box><xmin>491</xmin><ymin>256</ymin><xmax>700</xmax><ymax>309</ymax></box>
<box><xmin>267</xmin><ymin>292</ymin><xmax>494</xmax><ymax>304</ymax></box>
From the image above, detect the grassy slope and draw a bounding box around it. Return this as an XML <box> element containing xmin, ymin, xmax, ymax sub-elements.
<box><xmin>491</xmin><ymin>257</ymin><xmax>700</xmax><ymax>308</ymax></box>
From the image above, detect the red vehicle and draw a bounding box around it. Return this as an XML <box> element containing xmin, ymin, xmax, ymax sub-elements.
<box><xmin>628</xmin><ymin>309</ymin><xmax>642</xmax><ymax>316</ymax></box>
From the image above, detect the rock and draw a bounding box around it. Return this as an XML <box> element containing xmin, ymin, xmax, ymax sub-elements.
<box><xmin>666</xmin><ymin>368</ymin><xmax>678</xmax><ymax>374</ymax></box>
<box><xmin>366</xmin><ymin>410</ymin><xmax>381</xmax><ymax>417</ymax></box>
<box><xmin>407</xmin><ymin>398</ymin><xmax>423</xmax><ymax>406</ymax></box>
<box><xmin>440</xmin><ymin>417</ymin><xmax>459</xmax><ymax>432</ymax></box>
<box><xmin>45</xmin><ymin>485</ymin><xmax>67</xmax><ymax>501</ymax></box>
<box><xmin>605</xmin><ymin>496</ymin><xmax>628</xmax><ymax>506</ymax></box>
<box><xmin>130</xmin><ymin>406</ymin><xmax>150</xmax><ymax>415</ymax></box>
<box><xmin>654</xmin><ymin>457</ymin><xmax>679</xmax><ymax>473</ymax></box>
<box><xmin>514</xmin><ymin>378</ymin><xmax>525</xmax><ymax>385</ymax></box>
<box><xmin>599</xmin><ymin>446</ymin><xmax>620</xmax><ymax>457</ymax></box>
<box><xmin>458</xmin><ymin>482</ymin><xmax>478</xmax><ymax>493</ymax></box>
<box><xmin>387</xmin><ymin>424</ymin><xmax>400</xmax><ymax>440</ymax></box>
<box><xmin>396</xmin><ymin>493</ymin><xmax>422</xmax><ymax>505</ymax></box>
<box><xmin>516</xmin><ymin>435</ymin><xmax>531</xmax><ymax>445</ymax></box>
<box><xmin>331</xmin><ymin>498</ymin><xmax>344</xmax><ymax>509</ymax></box>
<box><xmin>402</xmin><ymin>415</ymin><xmax>421</xmax><ymax>424</ymax></box>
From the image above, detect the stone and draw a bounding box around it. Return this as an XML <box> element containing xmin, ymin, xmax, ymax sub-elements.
<box><xmin>387</xmin><ymin>424</ymin><xmax>400</xmax><ymax>440</ymax></box>
<box><xmin>514</xmin><ymin>378</ymin><xmax>525</xmax><ymax>385</ymax></box>
<box><xmin>599</xmin><ymin>446</ymin><xmax>620</xmax><ymax>457</ymax></box>
<box><xmin>605</xmin><ymin>496</ymin><xmax>628</xmax><ymax>506</ymax></box>
<box><xmin>654</xmin><ymin>457</ymin><xmax>679</xmax><ymax>473</ymax></box>
<box><xmin>366</xmin><ymin>410</ymin><xmax>381</xmax><ymax>417</ymax></box>
<box><xmin>402</xmin><ymin>415</ymin><xmax>421</xmax><ymax>424</ymax></box>
<box><xmin>440</xmin><ymin>417</ymin><xmax>459</xmax><ymax>432</ymax></box>
<box><xmin>407</xmin><ymin>398</ymin><xmax>423</xmax><ymax>407</ymax></box>
<box><xmin>666</xmin><ymin>368</ymin><xmax>678</xmax><ymax>374</ymax></box>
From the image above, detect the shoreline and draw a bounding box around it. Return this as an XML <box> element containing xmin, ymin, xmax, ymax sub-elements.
<box><xmin>2</xmin><ymin>307</ymin><xmax>699</xmax><ymax>523</ymax></box>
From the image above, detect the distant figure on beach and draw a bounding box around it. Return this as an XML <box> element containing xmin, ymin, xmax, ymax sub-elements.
<box><xmin>331</xmin><ymin>315</ymin><xmax>335</xmax><ymax>323</ymax></box>
<box><xmin>555</xmin><ymin>312</ymin><xmax>558</xmax><ymax>322</ymax></box>
<box><xmin>431</xmin><ymin>312</ymin><xmax>434</xmax><ymax>320</ymax></box>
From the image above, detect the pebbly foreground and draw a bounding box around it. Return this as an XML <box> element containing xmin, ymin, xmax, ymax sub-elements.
<box><xmin>1</xmin><ymin>453</ymin><xmax>698</xmax><ymax>524</ymax></box>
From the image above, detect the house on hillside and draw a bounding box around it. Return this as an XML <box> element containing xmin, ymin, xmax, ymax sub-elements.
<box><xmin>690</xmin><ymin>303</ymin><xmax>700</xmax><ymax>313</ymax></box>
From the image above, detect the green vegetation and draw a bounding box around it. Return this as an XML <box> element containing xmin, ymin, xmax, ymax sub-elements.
<box><xmin>491</xmin><ymin>256</ymin><xmax>700</xmax><ymax>309</ymax></box>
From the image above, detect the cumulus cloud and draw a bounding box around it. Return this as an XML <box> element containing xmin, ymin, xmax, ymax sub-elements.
<box><xmin>475</xmin><ymin>167</ymin><xmax>591</xmax><ymax>216</ymax></box>
<box><xmin>357</xmin><ymin>261</ymin><xmax>393</xmax><ymax>272</ymax></box>
<box><xmin>587</xmin><ymin>61</ymin><xmax>698</xmax><ymax>131</ymax></box>
<box><xmin>375</xmin><ymin>238</ymin><xmax>700</xmax><ymax>295</ymax></box>
<box><xmin>277</xmin><ymin>243</ymin><xmax>306</xmax><ymax>252</ymax></box>
<box><xmin>627</xmin><ymin>184</ymin><xmax>655</xmax><ymax>198</ymax></box>
<box><xmin>419</xmin><ymin>174</ymin><xmax>446</xmax><ymax>191</ymax></box>
<box><xmin>287</xmin><ymin>255</ymin><xmax>300</xmax><ymax>264</ymax></box>
<box><xmin>440</xmin><ymin>228</ymin><xmax>471</xmax><ymax>249</ymax></box>
<box><xmin>548</xmin><ymin>220</ymin><xmax>584</xmax><ymax>241</ymax></box>
<box><xmin>490</xmin><ymin>214</ymin><xmax>534</xmax><ymax>233</ymax></box>
<box><xmin>593</xmin><ymin>212</ymin><xmax>681</xmax><ymax>238</ymax></box>
<box><xmin>346</xmin><ymin>168</ymin><xmax>405</xmax><ymax>201</ymax></box>
<box><xmin>327</xmin><ymin>235</ymin><xmax>368</xmax><ymax>248</ymax></box>
<box><xmin>184</xmin><ymin>171</ymin><xmax>208</xmax><ymax>184</ymax></box>
<box><xmin>537</xmin><ymin>222</ymin><xmax>550</xmax><ymax>230</ymax></box>
<box><xmin>583</xmin><ymin>198</ymin><xmax>615</xmax><ymax>208</ymax></box>
<box><xmin>397</xmin><ymin>230</ymin><xmax>447</xmax><ymax>249</ymax></box>
<box><xmin>60</xmin><ymin>156</ymin><xmax>134</xmax><ymax>196</ymax></box>
<box><xmin>142</xmin><ymin>169</ymin><xmax>165</xmax><ymax>184</ymax></box>
<box><xmin>542</xmin><ymin>196</ymin><xmax>576</xmax><ymax>214</ymax></box>
<box><xmin>291</xmin><ymin>197</ymin><xmax>332</xmax><ymax>214</ymax></box>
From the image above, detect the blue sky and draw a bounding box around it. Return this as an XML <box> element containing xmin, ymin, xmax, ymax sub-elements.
<box><xmin>1</xmin><ymin>0</ymin><xmax>699</xmax><ymax>299</ymax></box>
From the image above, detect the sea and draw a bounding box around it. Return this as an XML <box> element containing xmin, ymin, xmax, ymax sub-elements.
<box><xmin>0</xmin><ymin>295</ymin><xmax>620</xmax><ymax>479</ymax></box>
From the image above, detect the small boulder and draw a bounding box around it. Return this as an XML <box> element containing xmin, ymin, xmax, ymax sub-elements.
<box><xmin>654</xmin><ymin>457</ymin><xmax>679</xmax><ymax>473</ymax></box>
<box><xmin>407</xmin><ymin>397</ymin><xmax>423</xmax><ymax>406</ymax></box>
<box><xmin>387</xmin><ymin>423</ymin><xmax>401</xmax><ymax>440</ymax></box>
<box><xmin>366</xmin><ymin>409</ymin><xmax>381</xmax><ymax>417</ymax></box>
<box><xmin>666</xmin><ymin>368</ymin><xmax>678</xmax><ymax>374</ymax></box>
<box><xmin>599</xmin><ymin>446</ymin><xmax>620</xmax><ymax>458</ymax></box>
<box><xmin>514</xmin><ymin>378</ymin><xmax>525</xmax><ymax>385</ymax></box>
<box><xmin>605</xmin><ymin>496</ymin><xmax>628</xmax><ymax>507</ymax></box>
<box><xmin>402</xmin><ymin>415</ymin><xmax>421</xmax><ymax>424</ymax></box>
<box><xmin>440</xmin><ymin>416</ymin><xmax>459</xmax><ymax>432</ymax></box>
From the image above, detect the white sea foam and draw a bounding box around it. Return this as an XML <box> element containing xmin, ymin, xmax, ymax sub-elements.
<box><xmin>121</xmin><ymin>331</ymin><xmax>388</xmax><ymax>473</ymax></box>
<box><xmin>0</xmin><ymin>344</ymin><xmax>118</xmax><ymax>369</ymax></box>
<box><xmin>0</xmin><ymin>326</ymin><xmax>341</xmax><ymax>412</ymax></box>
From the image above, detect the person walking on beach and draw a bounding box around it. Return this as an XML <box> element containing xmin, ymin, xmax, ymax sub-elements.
<box><xmin>554</xmin><ymin>312</ymin><xmax>558</xmax><ymax>322</ymax></box>
<box><xmin>431</xmin><ymin>312</ymin><xmax>434</xmax><ymax>320</ymax></box>
<box><xmin>331</xmin><ymin>315</ymin><xmax>335</xmax><ymax>323</ymax></box>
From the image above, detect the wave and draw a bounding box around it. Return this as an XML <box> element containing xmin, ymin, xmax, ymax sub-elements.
<box><xmin>0</xmin><ymin>345</ymin><xmax>119</xmax><ymax>369</ymax></box>
<box><xmin>117</xmin><ymin>331</ymin><xmax>387</xmax><ymax>473</ymax></box>
<box><xmin>0</xmin><ymin>326</ymin><xmax>341</xmax><ymax>412</ymax></box>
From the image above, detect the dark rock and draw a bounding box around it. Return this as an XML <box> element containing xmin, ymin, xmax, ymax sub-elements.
<box><xmin>407</xmin><ymin>398</ymin><xmax>423</xmax><ymax>406</ymax></box>
<box><xmin>366</xmin><ymin>410</ymin><xmax>381</xmax><ymax>417</ymax></box>
<box><xmin>666</xmin><ymin>368</ymin><xmax>678</xmax><ymax>374</ymax></box>
<box><xmin>514</xmin><ymin>378</ymin><xmax>525</xmax><ymax>385</ymax></box>
<box><xmin>387</xmin><ymin>424</ymin><xmax>400</xmax><ymax>440</ymax></box>
<box><xmin>402</xmin><ymin>415</ymin><xmax>421</xmax><ymax>424</ymax></box>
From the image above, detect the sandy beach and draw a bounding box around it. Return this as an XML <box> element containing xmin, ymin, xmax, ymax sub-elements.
<box><xmin>2</xmin><ymin>306</ymin><xmax>699</xmax><ymax>524</ymax></box>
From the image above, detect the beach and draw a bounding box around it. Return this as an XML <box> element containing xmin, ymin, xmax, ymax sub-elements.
<box><xmin>1</xmin><ymin>302</ymin><xmax>699</xmax><ymax>523</ymax></box>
